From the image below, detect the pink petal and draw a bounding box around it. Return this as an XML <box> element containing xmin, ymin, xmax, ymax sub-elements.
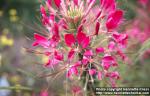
<box><xmin>77</xmin><ymin>25</ymin><xmax>83</xmax><ymax>33</ymax></box>
<box><xmin>68</xmin><ymin>49</ymin><xmax>75</xmax><ymax>60</ymax></box>
<box><xmin>102</xmin><ymin>62</ymin><xmax>111</xmax><ymax>70</ymax></box>
<box><xmin>65</xmin><ymin>34</ymin><xmax>75</xmax><ymax>47</ymax></box>
<box><xmin>40</xmin><ymin>5</ymin><xmax>47</xmax><ymax>16</ymax></box>
<box><xmin>54</xmin><ymin>51</ymin><xmax>64</xmax><ymax>61</ymax></box>
<box><xmin>77</xmin><ymin>32</ymin><xmax>86</xmax><ymax>44</ymax></box>
<box><xmin>54</xmin><ymin>0</ymin><xmax>61</xmax><ymax>8</ymax></box>
<box><xmin>32</xmin><ymin>33</ymin><xmax>49</xmax><ymax>48</ymax></box>
<box><xmin>74</xmin><ymin>0</ymin><xmax>78</xmax><ymax>6</ymax></box>
<box><xmin>84</xmin><ymin>50</ymin><xmax>93</xmax><ymax>56</ymax></box>
<box><xmin>53</xmin><ymin>23</ymin><xmax>59</xmax><ymax>37</ymax></box>
<box><xmin>102</xmin><ymin>55</ymin><xmax>114</xmax><ymax>62</ymax></box>
<box><xmin>82</xmin><ymin>56</ymin><xmax>89</xmax><ymax>65</ymax></box>
<box><xmin>106</xmin><ymin>10</ymin><xmax>123</xmax><ymax>30</ymax></box>
<box><xmin>96</xmin><ymin>47</ymin><xmax>104</xmax><ymax>54</ymax></box>
<box><xmin>44</xmin><ymin>59</ymin><xmax>51</xmax><ymax>67</ymax></box>
<box><xmin>110</xmin><ymin>71</ymin><xmax>120</xmax><ymax>80</ymax></box>
<box><xmin>108</xmin><ymin>41</ymin><xmax>116</xmax><ymax>51</ymax></box>
<box><xmin>89</xmin><ymin>69</ymin><xmax>96</xmax><ymax>76</ymax></box>
<box><xmin>47</xmin><ymin>0</ymin><xmax>51</xmax><ymax>6</ymax></box>
<box><xmin>77</xmin><ymin>32</ymin><xmax>90</xmax><ymax>48</ymax></box>
<box><xmin>95</xmin><ymin>21</ymin><xmax>100</xmax><ymax>35</ymax></box>
<box><xmin>82</xmin><ymin>37</ymin><xmax>90</xmax><ymax>48</ymax></box>
<box><xmin>44</xmin><ymin>51</ymin><xmax>51</xmax><ymax>56</ymax></box>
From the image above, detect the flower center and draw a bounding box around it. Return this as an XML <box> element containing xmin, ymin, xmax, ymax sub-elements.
<box><xmin>67</xmin><ymin>7</ymin><xmax>83</xmax><ymax>19</ymax></box>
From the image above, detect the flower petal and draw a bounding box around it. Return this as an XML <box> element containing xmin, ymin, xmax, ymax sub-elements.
<box><xmin>106</xmin><ymin>10</ymin><xmax>123</xmax><ymax>30</ymax></box>
<box><xmin>65</xmin><ymin>34</ymin><xmax>75</xmax><ymax>47</ymax></box>
<box><xmin>54</xmin><ymin>0</ymin><xmax>61</xmax><ymax>8</ymax></box>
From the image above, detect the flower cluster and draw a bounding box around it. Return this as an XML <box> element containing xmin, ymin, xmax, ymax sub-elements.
<box><xmin>32</xmin><ymin>0</ymin><xmax>128</xmax><ymax>87</ymax></box>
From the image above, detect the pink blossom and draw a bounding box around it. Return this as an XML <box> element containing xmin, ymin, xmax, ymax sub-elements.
<box><xmin>89</xmin><ymin>69</ymin><xmax>96</xmax><ymax>76</ymax></box>
<box><xmin>67</xmin><ymin>66</ymin><xmax>78</xmax><ymax>78</ymax></box>
<box><xmin>32</xmin><ymin>33</ymin><xmax>49</xmax><ymax>48</ymax></box>
<box><xmin>84</xmin><ymin>50</ymin><xmax>93</xmax><ymax>57</ymax></box>
<box><xmin>106</xmin><ymin>10</ymin><xmax>123</xmax><ymax>30</ymax></box>
<box><xmin>96</xmin><ymin>47</ymin><xmax>105</xmax><ymax>54</ymax></box>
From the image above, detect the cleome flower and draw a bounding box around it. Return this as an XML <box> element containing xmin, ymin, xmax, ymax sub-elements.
<box><xmin>31</xmin><ymin>0</ymin><xmax>128</xmax><ymax>88</ymax></box>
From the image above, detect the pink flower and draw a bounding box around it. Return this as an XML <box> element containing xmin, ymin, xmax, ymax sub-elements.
<box><xmin>106</xmin><ymin>71</ymin><xmax>120</xmax><ymax>80</ymax></box>
<box><xmin>89</xmin><ymin>69</ymin><xmax>96</xmax><ymax>76</ymax></box>
<box><xmin>96</xmin><ymin>47</ymin><xmax>105</xmax><ymax>54</ymax></box>
<box><xmin>67</xmin><ymin>66</ymin><xmax>79</xmax><ymax>78</ymax></box>
<box><xmin>84</xmin><ymin>50</ymin><xmax>93</xmax><ymax>57</ymax></box>
<box><xmin>32</xmin><ymin>33</ymin><xmax>49</xmax><ymax>48</ymax></box>
<box><xmin>112</xmin><ymin>32</ymin><xmax>128</xmax><ymax>48</ymax></box>
<box><xmin>106</xmin><ymin>10</ymin><xmax>123</xmax><ymax>31</ymax></box>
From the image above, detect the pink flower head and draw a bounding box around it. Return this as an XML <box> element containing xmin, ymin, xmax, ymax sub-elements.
<box><xmin>31</xmin><ymin>0</ymin><xmax>127</xmax><ymax>88</ymax></box>
<box><xmin>106</xmin><ymin>10</ymin><xmax>123</xmax><ymax>31</ymax></box>
<box><xmin>89</xmin><ymin>69</ymin><xmax>96</xmax><ymax>76</ymax></box>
